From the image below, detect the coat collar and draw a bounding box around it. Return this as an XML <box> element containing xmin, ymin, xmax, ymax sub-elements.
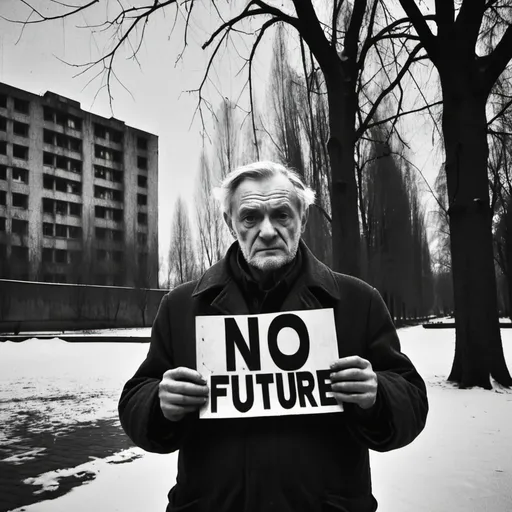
<box><xmin>191</xmin><ymin>241</ymin><xmax>340</xmax><ymax>313</ymax></box>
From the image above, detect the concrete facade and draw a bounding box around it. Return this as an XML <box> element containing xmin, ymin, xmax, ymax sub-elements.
<box><xmin>0</xmin><ymin>82</ymin><xmax>158</xmax><ymax>287</ymax></box>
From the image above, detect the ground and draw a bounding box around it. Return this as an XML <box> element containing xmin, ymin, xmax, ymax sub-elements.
<box><xmin>0</xmin><ymin>325</ymin><xmax>511</xmax><ymax>512</ymax></box>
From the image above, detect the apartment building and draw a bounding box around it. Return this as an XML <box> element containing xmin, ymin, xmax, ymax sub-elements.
<box><xmin>0</xmin><ymin>82</ymin><xmax>158</xmax><ymax>287</ymax></box>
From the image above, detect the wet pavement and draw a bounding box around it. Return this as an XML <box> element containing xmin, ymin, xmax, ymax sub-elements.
<box><xmin>0</xmin><ymin>417</ymin><xmax>134</xmax><ymax>512</ymax></box>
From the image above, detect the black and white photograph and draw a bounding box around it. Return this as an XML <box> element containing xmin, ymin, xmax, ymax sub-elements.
<box><xmin>0</xmin><ymin>1</ymin><xmax>511</xmax><ymax>511</ymax></box>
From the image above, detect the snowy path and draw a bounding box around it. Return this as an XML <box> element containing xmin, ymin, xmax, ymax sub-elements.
<box><xmin>2</xmin><ymin>326</ymin><xmax>511</xmax><ymax>512</ymax></box>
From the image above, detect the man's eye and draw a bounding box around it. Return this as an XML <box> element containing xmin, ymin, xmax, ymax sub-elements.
<box><xmin>244</xmin><ymin>216</ymin><xmax>255</xmax><ymax>223</ymax></box>
<box><xmin>277</xmin><ymin>212</ymin><xmax>289</xmax><ymax>220</ymax></box>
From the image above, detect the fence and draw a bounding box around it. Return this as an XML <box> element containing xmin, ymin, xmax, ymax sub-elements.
<box><xmin>0</xmin><ymin>279</ymin><xmax>168</xmax><ymax>333</ymax></box>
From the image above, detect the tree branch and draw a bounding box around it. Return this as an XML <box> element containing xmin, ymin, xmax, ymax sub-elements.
<box><xmin>483</xmin><ymin>22</ymin><xmax>512</xmax><ymax>90</ymax></box>
<box><xmin>455</xmin><ymin>0</ymin><xmax>486</xmax><ymax>52</ymax></box>
<box><xmin>364</xmin><ymin>100</ymin><xmax>443</xmax><ymax>130</ymax></box>
<box><xmin>356</xmin><ymin>43</ymin><xmax>425</xmax><ymax>139</ymax></box>
<box><xmin>398</xmin><ymin>0</ymin><xmax>439</xmax><ymax>63</ymax></box>
<box><xmin>488</xmin><ymin>97</ymin><xmax>512</xmax><ymax>126</ymax></box>
<box><xmin>2</xmin><ymin>0</ymin><xmax>99</xmax><ymax>24</ymax></box>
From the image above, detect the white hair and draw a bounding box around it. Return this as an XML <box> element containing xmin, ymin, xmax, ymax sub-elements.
<box><xmin>213</xmin><ymin>161</ymin><xmax>316</xmax><ymax>216</ymax></box>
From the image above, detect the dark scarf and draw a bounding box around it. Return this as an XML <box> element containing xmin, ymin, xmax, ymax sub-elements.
<box><xmin>228</xmin><ymin>242</ymin><xmax>303</xmax><ymax>314</ymax></box>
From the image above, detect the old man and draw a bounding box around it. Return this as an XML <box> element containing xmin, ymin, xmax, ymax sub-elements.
<box><xmin>119</xmin><ymin>161</ymin><xmax>428</xmax><ymax>512</ymax></box>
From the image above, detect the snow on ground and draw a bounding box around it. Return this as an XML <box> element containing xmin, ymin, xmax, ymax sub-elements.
<box><xmin>2</xmin><ymin>326</ymin><xmax>512</xmax><ymax>512</ymax></box>
<box><xmin>0</xmin><ymin>338</ymin><xmax>150</xmax><ymax>447</ymax></box>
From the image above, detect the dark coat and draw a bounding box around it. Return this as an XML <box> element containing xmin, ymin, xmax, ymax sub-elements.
<box><xmin>118</xmin><ymin>242</ymin><xmax>428</xmax><ymax>512</ymax></box>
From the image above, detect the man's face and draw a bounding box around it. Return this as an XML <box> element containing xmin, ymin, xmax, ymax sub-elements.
<box><xmin>226</xmin><ymin>175</ymin><xmax>306</xmax><ymax>272</ymax></box>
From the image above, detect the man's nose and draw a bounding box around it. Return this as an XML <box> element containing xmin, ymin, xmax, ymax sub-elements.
<box><xmin>259</xmin><ymin>216</ymin><xmax>277</xmax><ymax>239</ymax></box>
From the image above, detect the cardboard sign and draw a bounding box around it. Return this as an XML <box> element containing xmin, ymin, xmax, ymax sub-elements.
<box><xmin>196</xmin><ymin>308</ymin><xmax>342</xmax><ymax>419</ymax></box>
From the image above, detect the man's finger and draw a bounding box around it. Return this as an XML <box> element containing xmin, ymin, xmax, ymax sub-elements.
<box><xmin>330</xmin><ymin>356</ymin><xmax>369</xmax><ymax>371</ymax></box>
<box><xmin>331</xmin><ymin>381</ymin><xmax>372</xmax><ymax>394</ymax></box>
<box><xmin>161</xmin><ymin>380</ymin><xmax>209</xmax><ymax>397</ymax></box>
<box><xmin>166</xmin><ymin>367</ymin><xmax>206</xmax><ymax>384</ymax></box>
<box><xmin>163</xmin><ymin>392</ymin><xmax>208</xmax><ymax>406</ymax></box>
<box><xmin>330</xmin><ymin>368</ymin><xmax>367</xmax><ymax>382</ymax></box>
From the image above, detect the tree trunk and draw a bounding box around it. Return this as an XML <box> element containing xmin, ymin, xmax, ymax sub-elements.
<box><xmin>442</xmin><ymin>83</ymin><xmax>512</xmax><ymax>388</ymax></box>
<box><xmin>325</xmin><ymin>72</ymin><xmax>361</xmax><ymax>276</ymax></box>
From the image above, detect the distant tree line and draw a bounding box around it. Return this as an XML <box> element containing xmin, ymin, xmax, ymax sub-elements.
<box><xmin>165</xmin><ymin>29</ymin><xmax>435</xmax><ymax>323</ymax></box>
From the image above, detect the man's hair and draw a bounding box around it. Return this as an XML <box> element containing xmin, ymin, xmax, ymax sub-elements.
<box><xmin>213</xmin><ymin>161</ymin><xmax>316</xmax><ymax>216</ymax></box>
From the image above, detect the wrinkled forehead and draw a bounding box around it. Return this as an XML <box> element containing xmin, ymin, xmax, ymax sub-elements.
<box><xmin>231</xmin><ymin>176</ymin><xmax>301</xmax><ymax>213</ymax></box>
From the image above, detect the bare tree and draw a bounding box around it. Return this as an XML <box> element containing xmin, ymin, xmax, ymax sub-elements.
<box><xmin>6</xmin><ymin>0</ymin><xmax>435</xmax><ymax>278</ymax></box>
<box><xmin>214</xmin><ymin>99</ymin><xmax>240</xmax><ymax>178</ymax></box>
<box><xmin>195</xmin><ymin>149</ymin><xmax>228</xmax><ymax>271</ymax></box>
<box><xmin>397</xmin><ymin>0</ymin><xmax>512</xmax><ymax>387</ymax></box>
<box><xmin>266</xmin><ymin>28</ymin><xmax>332</xmax><ymax>264</ymax></box>
<box><xmin>169</xmin><ymin>197</ymin><xmax>198</xmax><ymax>287</ymax></box>
<box><xmin>363</xmin><ymin>125</ymin><xmax>433</xmax><ymax>322</ymax></box>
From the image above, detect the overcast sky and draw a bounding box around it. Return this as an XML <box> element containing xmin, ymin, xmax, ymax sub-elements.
<box><xmin>0</xmin><ymin>0</ymin><xmax>441</xmax><ymax>266</ymax></box>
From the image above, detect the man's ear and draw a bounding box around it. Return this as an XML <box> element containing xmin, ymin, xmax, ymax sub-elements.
<box><xmin>224</xmin><ymin>212</ymin><xmax>235</xmax><ymax>238</ymax></box>
<box><xmin>300</xmin><ymin>208</ymin><xmax>309</xmax><ymax>234</ymax></box>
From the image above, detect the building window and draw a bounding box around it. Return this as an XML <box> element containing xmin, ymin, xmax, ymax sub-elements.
<box><xmin>13</xmin><ymin>144</ymin><xmax>29</xmax><ymax>160</ymax></box>
<box><xmin>137</xmin><ymin>232</ymin><xmax>147</xmax><ymax>245</ymax></box>
<box><xmin>94</xmin><ymin>124</ymin><xmax>107</xmax><ymax>139</ymax></box>
<box><xmin>68</xmin><ymin>226</ymin><xmax>82</xmax><ymax>239</ymax></box>
<box><xmin>137</xmin><ymin>193</ymin><xmax>147</xmax><ymax>206</ymax></box>
<box><xmin>55</xmin><ymin>249</ymin><xmax>68</xmax><ymax>264</ymax></box>
<box><xmin>0</xmin><ymin>217</ymin><xmax>5</xmax><ymax>232</ymax></box>
<box><xmin>94</xmin><ymin>165</ymin><xmax>107</xmax><ymax>180</ymax></box>
<box><xmin>113</xmin><ymin>251</ymin><xmax>123</xmax><ymax>263</ymax></box>
<box><xmin>0</xmin><ymin>244</ymin><xmax>6</xmax><ymax>261</ymax></box>
<box><xmin>0</xmin><ymin>117</ymin><xmax>6</xmax><ymax>131</ymax></box>
<box><xmin>12</xmin><ymin>168</ymin><xmax>28</xmax><ymax>184</ymax></box>
<box><xmin>67</xmin><ymin>116</ymin><xmax>82</xmax><ymax>131</ymax></box>
<box><xmin>95</xmin><ymin>205</ymin><xmax>106</xmax><ymax>219</ymax></box>
<box><xmin>69</xmin><ymin>137</ymin><xmax>81</xmax><ymax>152</ymax></box>
<box><xmin>12</xmin><ymin>193</ymin><xmax>28</xmax><ymax>209</ymax></box>
<box><xmin>0</xmin><ymin>94</ymin><xmax>6</xmax><ymax>109</ymax></box>
<box><xmin>137</xmin><ymin>137</ymin><xmax>148</xmax><ymax>151</ymax></box>
<box><xmin>94</xmin><ymin>185</ymin><xmax>122</xmax><ymax>202</ymax></box>
<box><xmin>69</xmin><ymin>202</ymin><xmax>81</xmax><ymax>216</ymax></box>
<box><xmin>137</xmin><ymin>156</ymin><xmax>147</xmax><ymax>169</ymax></box>
<box><xmin>12</xmin><ymin>219</ymin><xmax>28</xmax><ymax>235</ymax></box>
<box><xmin>0</xmin><ymin>190</ymin><xmax>6</xmax><ymax>205</ymax></box>
<box><xmin>69</xmin><ymin>159</ymin><xmax>82</xmax><ymax>173</ymax></box>
<box><xmin>0</xmin><ymin>141</ymin><xmax>6</xmax><ymax>155</ymax></box>
<box><xmin>55</xmin><ymin>177</ymin><xmax>67</xmax><ymax>193</ymax></box>
<box><xmin>43</xmin><ymin>222</ymin><xmax>54</xmax><ymax>236</ymax></box>
<box><xmin>55</xmin><ymin>224</ymin><xmax>67</xmax><ymax>237</ymax></box>
<box><xmin>97</xmin><ymin>249</ymin><xmax>107</xmax><ymax>262</ymax></box>
<box><xmin>55</xmin><ymin>200</ymin><xmax>67</xmax><ymax>215</ymax></box>
<box><xmin>42</xmin><ymin>248</ymin><xmax>53</xmax><ymax>263</ymax></box>
<box><xmin>13</xmin><ymin>98</ymin><xmax>29</xmax><ymax>114</ymax></box>
<box><xmin>12</xmin><ymin>246</ymin><xmax>29</xmax><ymax>262</ymax></box>
<box><xmin>13</xmin><ymin>121</ymin><xmax>29</xmax><ymax>137</ymax></box>
<box><xmin>43</xmin><ymin>198</ymin><xmax>54</xmax><ymax>213</ymax></box>
<box><xmin>95</xmin><ymin>144</ymin><xmax>122</xmax><ymax>163</ymax></box>
<box><xmin>43</xmin><ymin>152</ymin><xmax>54</xmax><ymax>166</ymax></box>
<box><xmin>43</xmin><ymin>106</ymin><xmax>53</xmax><ymax>122</ymax></box>
<box><xmin>111</xmin><ymin>129</ymin><xmax>123</xmax><ymax>144</ymax></box>
<box><xmin>137</xmin><ymin>212</ymin><xmax>147</xmax><ymax>225</ymax></box>
<box><xmin>0</xmin><ymin>165</ymin><xmax>6</xmax><ymax>180</ymax></box>
<box><xmin>138</xmin><ymin>175</ymin><xmax>147</xmax><ymax>188</ymax></box>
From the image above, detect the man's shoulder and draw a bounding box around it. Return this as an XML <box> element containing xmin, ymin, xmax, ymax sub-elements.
<box><xmin>327</xmin><ymin>269</ymin><xmax>377</xmax><ymax>298</ymax></box>
<box><xmin>163</xmin><ymin>280</ymin><xmax>200</xmax><ymax>304</ymax></box>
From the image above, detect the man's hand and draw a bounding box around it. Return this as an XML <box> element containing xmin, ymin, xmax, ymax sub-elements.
<box><xmin>159</xmin><ymin>367</ymin><xmax>209</xmax><ymax>422</ymax></box>
<box><xmin>330</xmin><ymin>356</ymin><xmax>378</xmax><ymax>410</ymax></box>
